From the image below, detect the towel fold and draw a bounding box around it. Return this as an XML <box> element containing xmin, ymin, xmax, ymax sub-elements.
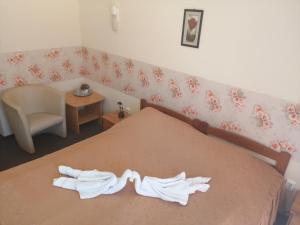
<box><xmin>53</xmin><ymin>166</ymin><xmax>211</xmax><ymax>205</ymax></box>
<box><xmin>53</xmin><ymin>166</ymin><xmax>133</xmax><ymax>199</ymax></box>
<box><xmin>130</xmin><ymin>171</ymin><xmax>210</xmax><ymax>205</ymax></box>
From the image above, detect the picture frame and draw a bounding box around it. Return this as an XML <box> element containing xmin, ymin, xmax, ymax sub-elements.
<box><xmin>181</xmin><ymin>9</ymin><xmax>204</xmax><ymax>48</ymax></box>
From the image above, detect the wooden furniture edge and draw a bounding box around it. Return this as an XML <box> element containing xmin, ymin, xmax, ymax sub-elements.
<box><xmin>140</xmin><ymin>99</ymin><xmax>291</xmax><ymax>175</ymax></box>
<box><xmin>65</xmin><ymin>91</ymin><xmax>105</xmax><ymax>108</ymax></box>
<box><xmin>140</xmin><ymin>99</ymin><xmax>193</xmax><ymax>125</ymax></box>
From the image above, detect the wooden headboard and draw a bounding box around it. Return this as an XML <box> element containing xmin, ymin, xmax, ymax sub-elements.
<box><xmin>140</xmin><ymin>99</ymin><xmax>291</xmax><ymax>175</ymax></box>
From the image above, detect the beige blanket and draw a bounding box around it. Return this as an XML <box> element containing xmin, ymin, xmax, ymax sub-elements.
<box><xmin>0</xmin><ymin>107</ymin><xmax>283</xmax><ymax>225</ymax></box>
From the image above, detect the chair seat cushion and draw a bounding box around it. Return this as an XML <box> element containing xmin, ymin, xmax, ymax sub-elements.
<box><xmin>27</xmin><ymin>113</ymin><xmax>64</xmax><ymax>135</ymax></box>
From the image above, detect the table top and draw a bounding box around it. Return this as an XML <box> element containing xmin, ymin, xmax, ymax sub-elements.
<box><xmin>65</xmin><ymin>91</ymin><xmax>105</xmax><ymax>108</ymax></box>
<box><xmin>102</xmin><ymin>111</ymin><xmax>129</xmax><ymax>124</ymax></box>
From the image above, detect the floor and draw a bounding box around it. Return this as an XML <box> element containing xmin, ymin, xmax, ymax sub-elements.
<box><xmin>0</xmin><ymin>122</ymin><xmax>289</xmax><ymax>225</ymax></box>
<box><xmin>0</xmin><ymin>121</ymin><xmax>101</xmax><ymax>171</ymax></box>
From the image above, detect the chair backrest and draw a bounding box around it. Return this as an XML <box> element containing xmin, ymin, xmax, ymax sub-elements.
<box><xmin>2</xmin><ymin>85</ymin><xmax>62</xmax><ymax>115</ymax></box>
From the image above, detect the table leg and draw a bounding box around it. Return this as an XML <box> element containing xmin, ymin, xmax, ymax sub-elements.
<box><xmin>66</xmin><ymin>105</ymin><xmax>80</xmax><ymax>134</ymax></box>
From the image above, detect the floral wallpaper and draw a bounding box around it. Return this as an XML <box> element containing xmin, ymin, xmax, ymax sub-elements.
<box><xmin>82</xmin><ymin>48</ymin><xmax>300</xmax><ymax>159</ymax></box>
<box><xmin>0</xmin><ymin>46</ymin><xmax>299</xmax><ymax>160</ymax></box>
<box><xmin>0</xmin><ymin>47</ymin><xmax>85</xmax><ymax>92</ymax></box>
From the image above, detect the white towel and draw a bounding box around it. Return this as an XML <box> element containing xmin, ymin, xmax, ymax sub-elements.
<box><xmin>130</xmin><ymin>171</ymin><xmax>210</xmax><ymax>205</ymax></box>
<box><xmin>53</xmin><ymin>166</ymin><xmax>211</xmax><ymax>205</ymax></box>
<box><xmin>53</xmin><ymin>166</ymin><xmax>133</xmax><ymax>199</ymax></box>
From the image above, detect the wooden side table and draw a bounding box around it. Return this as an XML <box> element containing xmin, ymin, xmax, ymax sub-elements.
<box><xmin>288</xmin><ymin>191</ymin><xmax>300</xmax><ymax>225</ymax></box>
<box><xmin>102</xmin><ymin>111</ymin><xmax>129</xmax><ymax>131</ymax></box>
<box><xmin>65</xmin><ymin>91</ymin><xmax>105</xmax><ymax>134</ymax></box>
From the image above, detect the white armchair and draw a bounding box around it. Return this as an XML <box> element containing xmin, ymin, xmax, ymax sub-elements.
<box><xmin>1</xmin><ymin>84</ymin><xmax>67</xmax><ymax>154</ymax></box>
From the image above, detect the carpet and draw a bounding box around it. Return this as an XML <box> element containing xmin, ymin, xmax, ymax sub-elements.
<box><xmin>0</xmin><ymin>121</ymin><xmax>101</xmax><ymax>171</ymax></box>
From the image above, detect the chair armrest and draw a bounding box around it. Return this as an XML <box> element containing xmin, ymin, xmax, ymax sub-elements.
<box><xmin>2</xmin><ymin>99</ymin><xmax>31</xmax><ymax>137</ymax></box>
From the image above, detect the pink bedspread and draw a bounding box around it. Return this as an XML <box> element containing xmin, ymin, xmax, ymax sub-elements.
<box><xmin>0</xmin><ymin>107</ymin><xmax>283</xmax><ymax>225</ymax></box>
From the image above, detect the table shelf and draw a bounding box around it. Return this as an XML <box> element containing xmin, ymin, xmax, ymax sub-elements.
<box><xmin>78</xmin><ymin>110</ymin><xmax>100</xmax><ymax>125</ymax></box>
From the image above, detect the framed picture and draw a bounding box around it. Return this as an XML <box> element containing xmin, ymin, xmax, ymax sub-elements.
<box><xmin>181</xmin><ymin>9</ymin><xmax>204</xmax><ymax>48</ymax></box>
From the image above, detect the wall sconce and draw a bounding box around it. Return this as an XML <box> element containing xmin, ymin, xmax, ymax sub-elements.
<box><xmin>111</xmin><ymin>1</ymin><xmax>120</xmax><ymax>32</ymax></box>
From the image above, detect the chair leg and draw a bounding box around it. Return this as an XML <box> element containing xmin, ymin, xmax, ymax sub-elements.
<box><xmin>14</xmin><ymin>133</ymin><xmax>35</xmax><ymax>154</ymax></box>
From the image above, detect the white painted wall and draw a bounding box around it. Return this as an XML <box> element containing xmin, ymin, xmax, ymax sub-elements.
<box><xmin>0</xmin><ymin>0</ymin><xmax>81</xmax><ymax>134</ymax></box>
<box><xmin>79</xmin><ymin>0</ymin><xmax>300</xmax><ymax>103</ymax></box>
<box><xmin>0</xmin><ymin>0</ymin><xmax>299</xmax><ymax>188</ymax></box>
<box><xmin>0</xmin><ymin>0</ymin><xmax>82</xmax><ymax>53</ymax></box>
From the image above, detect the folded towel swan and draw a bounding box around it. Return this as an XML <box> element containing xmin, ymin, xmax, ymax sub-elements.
<box><xmin>53</xmin><ymin>166</ymin><xmax>211</xmax><ymax>205</ymax></box>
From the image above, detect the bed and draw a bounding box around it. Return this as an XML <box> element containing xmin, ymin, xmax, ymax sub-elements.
<box><xmin>0</xmin><ymin>99</ymin><xmax>291</xmax><ymax>225</ymax></box>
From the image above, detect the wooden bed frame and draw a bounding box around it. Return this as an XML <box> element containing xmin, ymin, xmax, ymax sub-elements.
<box><xmin>140</xmin><ymin>99</ymin><xmax>291</xmax><ymax>175</ymax></box>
